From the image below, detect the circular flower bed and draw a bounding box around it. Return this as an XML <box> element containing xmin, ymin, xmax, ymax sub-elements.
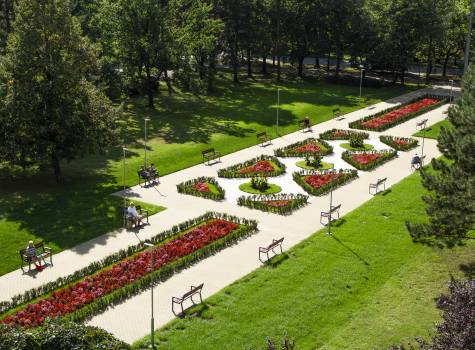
<box><xmin>239</xmin><ymin>182</ymin><xmax>282</xmax><ymax>194</ymax></box>
<box><xmin>295</xmin><ymin>160</ymin><xmax>333</xmax><ymax>170</ymax></box>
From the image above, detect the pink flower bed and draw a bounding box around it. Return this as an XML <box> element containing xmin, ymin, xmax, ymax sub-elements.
<box><xmin>1</xmin><ymin>220</ymin><xmax>238</xmax><ymax>328</ymax></box>
<box><xmin>361</xmin><ymin>98</ymin><xmax>439</xmax><ymax>129</ymax></box>
<box><xmin>293</xmin><ymin>141</ymin><xmax>321</xmax><ymax>153</ymax></box>
<box><xmin>264</xmin><ymin>200</ymin><xmax>291</xmax><ymax>207</ymax></box>
<box><xmin>351</xmin><ymin>153</ymin><xmax>383</xmax><ymax>165</ymax></box>
<box><xmin>238</xmin><ymin>160</ymin><xmax>275</xmax><ymax>174</ymax></box>
<box><xmin>304</xmin><ymin>173</ymin><xmax>343</xmax><ymax>189</ymax></box>
<box><xmin>193</xmin><ymin>182</ymin><xmax>210</xmax><ymax>193</ymax></box>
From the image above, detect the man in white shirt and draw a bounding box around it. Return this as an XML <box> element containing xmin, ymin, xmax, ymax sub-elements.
<box><xmin>127</xmin><ymin>203</ymin><xmax>142</xmax><ymax>227</ymax></box>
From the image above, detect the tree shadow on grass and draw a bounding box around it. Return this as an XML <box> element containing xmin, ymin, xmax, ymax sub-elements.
<box><xmin>330</xmin><ymin>234</ymin><xmax>370</xmax><ymax>266</ymax></box>
<box><xmin>459</xmin><ymin>261</ymin><xmax>475</xmax><ymax>279</ymax></box>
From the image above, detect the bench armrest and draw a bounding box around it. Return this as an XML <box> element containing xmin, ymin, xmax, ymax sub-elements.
<box><xmin>172</xmin><ymin>297</ymin><xmax>182</xmax><ymax>303</ymax></box>
<box><xmin>259</xmin><ymin>247</ymin><xmax>268</xmax><ymax>252</ymax></box>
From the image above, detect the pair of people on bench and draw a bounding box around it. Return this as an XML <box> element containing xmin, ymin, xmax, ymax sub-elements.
<box><xmin>139</xmin><ymin>164</ymin><xmax>159</xmax><ymax>184</ymax></box>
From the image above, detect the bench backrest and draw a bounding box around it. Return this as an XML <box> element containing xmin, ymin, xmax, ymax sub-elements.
<box><xmin>256</xmin><ymin>132</ymin><xmax>267</xmax><ymax>138</ymax></box>
<box><xmin>182</xmin><ymin>283</ymin><xmax>204</xmax><ymax>299</ymax></box>
<box><xmin>416</xmin><ymin>119</ymin><xmax>428</xmax><ymax>126</ymax></box>
<box><xmin>267</xmin><ymin>237</ymin><xmax>284</xmax><ymax>250</ymax></box>
<box><xmin>331</xmin><ymin>204</ymin><xmax>341</xmax><ymax>212</ymax></box>
<box><xmin>202</xmin><ymin>148</ymin><xmax>215</xmax><ymax>155</ymax></box>
<box><xmin>377</xmin><ymin>177</ymin><xmax>387</xmax><ymax>185</ymax></box>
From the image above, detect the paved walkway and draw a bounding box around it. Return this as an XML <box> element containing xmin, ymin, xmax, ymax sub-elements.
<box><xmin>0</xmin><ymin>86</ymin><xmax>455</xmax><ymax>344</ymax></box>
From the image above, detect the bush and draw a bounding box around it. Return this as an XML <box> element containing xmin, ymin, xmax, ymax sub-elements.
<box><xmin>319</xmin><ymin>129</ymin><xmax>369</xmax><ymax>141</ymax></box>
<box><xmin>341</xmin><ymin>150</ymin><xmax>397</xmax><ymax>171</ymax></box>
<box><xmin>0</xmin><ymin>319</ymin><xmax>130</xmax><ymax>350</ymax></box>
<box><xmin>379</xmin><ymin>135</ymin><xmax>418</xmax><ymax>151</ymax></box>
<box><xmin>274</xmin><ymin>138</ymin><xmax>333</xmax><ymax>157</ymax></box>
<box><xmin>237</xmin><ymin>194</ymin><xmax>308</xmax><ymax>215</ymax></box>
<box><xmin>176</xmin><ymin>176</ymin><xmax>225</xmax><ymax>200</ymax></box>
<box><xmin>349</xmin><ymin>134</ymin><xmax>365</xmax><ymax>148</ymax></box>
<box><xmin>217</xmin><ymin>155</ymin><xmax>285</xmax><ymax>178</ymax></box>
<box><xmin>293</xmin><ymin>169</ymin><xmax>358</xmax><ymax>196</ymax></box>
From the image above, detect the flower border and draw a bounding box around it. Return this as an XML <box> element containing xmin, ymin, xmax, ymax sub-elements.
<box><xmin>379</xmin><ymin>135</ymin><xmax>418</xmax><ymax>151</ymax></box>
<box><xmin>237</xmin><ymin>193</ymin><xmax>309</xmax><ymax>215</ymax></box>
<box><xmin>176</xmin><ymin>177</ymin><xmax>225</xmax><ymax>201</ymax></box>
<box><xmin>342</xmin><ymin>150</ymin><xmax>397</xmax><ymax>170</ymax></box>
<box><xmin>274</xmin><ymin>138</ymin><xmax>333</xmax><ymax>157</ymax></box>
<box><xmin>293</xmin><ymin>169</ymin><xmax>358</xmax><ymax>196</ymax></box>
<box><xmin>217</xmin><ymin>155</ymin><xmax>286</xmax><ymax>178</ymax></box>
<box><xmin>319</xmin><ymin>129</ymin><xmax>369</xmax><ymax>140</ymax></box>
<box><xmin>348</xmin><ymin>94</ymin><xmax>448</xmax><ymax>132</ymax></box>
<box><xmin>0</xmin><ymin>213</ymin><xmax>257</xmax><ymax>324</ymax></box>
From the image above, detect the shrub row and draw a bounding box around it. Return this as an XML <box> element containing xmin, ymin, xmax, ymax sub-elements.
<box><xmin>237</xmin><ymin>193</ymin><xmax>309</xmax><ymax>215</ymax></box>
<box><xmin>319</xmin><ymin>128</ymin><xmax>369</xmax><ymax>140</ymax></box>
<box><xmin>379</xmin><ymin>135</ymin><xmax>419</xmax><ymax>151</ymax></box>
<box><xmin>176</xmin><ymin>176</ymin><xmax>225</xmax><ymax>200</ymax></box>
<box><xmin>342</xmin><ymin>150</ymin><xmax>397</xmax><ymax>170</ymax></box>
<box><xmin>293</xmin><ymin>169</ymin><xmax>358</xmax><ymax>196</ymax></box>
<box><xmin>217</xmin><ymin>155</ymin><xmax>286</xmax><ymax>178</ymax></box>
<box><xmin>273</xmin><ymin>138</ymin><xmax>333</xmax><ymax>157</ymax></box>
<box><xmin>348</xmin><ymin>94</ymin><xmax>448</xmax><ymax>131</ymax></box>
<box><xmin>0</xmin><ymin>212</ymin><xmax>257</xmax><ymax>319</ymax></box>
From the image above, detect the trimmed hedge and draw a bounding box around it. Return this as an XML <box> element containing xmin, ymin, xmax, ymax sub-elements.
<box><xmin>176</xmin><ymin>176</ymin><xmax>225</xmax><ymax>200</ymax></box>
<box><xmin>237</xmin><ymin>193</ymin><xmax>309</xmax><ymax>215</ymax></box>
<box><xmin>293</xmin><ymin>169</ymin><xmax>358</xmax><ymax>196</ymax></box>
<box><xmin>319</xmin><ymin>129</ymin><xmax>369</xmax><ymax>140</ymax></box>
<box><xmin>342</xmin><ymin>149</ymin><xmax>397</xmax><ymax>170</ymax></box>
<box><xmin>379</xmin><ymin>135</ymin><xmax>418</xmax><ymax>151</ymax></box>
<box><xmin>217</xmin><ymin>155</ymin><xmax>285</xmax><ymax>178</ymax></box>
<box><xmin>274</xmin><ymin>138</ymin><xmax>333</xmax><ymax>157</ymax></box>
<box><xmin>349</xmin><ymin>94</ymin><xmax>448</xmax><ymax>131</ymax></box>
<box><xmin>0</xmin><ymin>213</ymin><xmax>258</xmax><ymax>324</ymax></box>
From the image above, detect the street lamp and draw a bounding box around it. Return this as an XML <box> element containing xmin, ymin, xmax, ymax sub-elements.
<box><xmin>144</xmin><ymin>118</ymin><xmax>150</xmax><ymax>168</ymax></box>
<box><xmin>144</xmin><ymin>242</ymin><xmax>156</xmax><ymax>349</ymax></box>
<box><xmin>420</xmin><ymin>120</ymin><xmax>428</xmax><ymax>166</ymax></box>
<box><xmin>359</xmin><ymin>65</ymin><xmax>365</xmax><ymax>98</ymax></box>
<box><xmin>276</xmin><ymin>88</ymin><xmax>280</xmax><ymax>134</ymax></box>
<box><xmin>449</xmin><ymin>80</ymin><xmax>454</xmax><ymax>102</ymax></box>
<box><xmin>122</xmin><ymin>147</ymin><xmax>128</xmax><ymax>227</ymax></box>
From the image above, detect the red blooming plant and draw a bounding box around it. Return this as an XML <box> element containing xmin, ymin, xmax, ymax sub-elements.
<box><xmin>193</xmin><ymin>182</ymin><xmax>210</xmax><ymax>192</ymax></box>
<box><xmin>319</xmin><ymin>129</ymin><xmax>369</xmax><ymax>141</ymax></box>
<box><xmin>239</xmin><ymin>160</ymin><xmax>275</xmax><ymax>174</ymax></box>
<box><xmin>379</xmin><ymin>135</ymin><xmax>418</xmax><ymax>151</ymax></box>
<box><xmin>274</xmin><ymin>138</ymin><xmax>333</xmax><ymax>157</ymax></box>
<box><xmin>264</xmin><ymin>200</ymin><xmax>291</xmax><ymax>207</ymax></box>
<box><xmin>237</xmin><ymin>194</ymin><xmax>308</xmax><ymax>215</ymax></box>
<box><xmin>218</xmin><ymin>155</ymin><xmax>285</xmax><ymax>178</ymax></box>
<box><xmin>176</xmin><ymin>177</ymin><xmax>225</xmax><ymax>200</ymax></box>
<box><xmin>342</xmin><ymin>150</ymin><xmax>397</xmax><ymax>170</ymax></box>
<box><xmin>293</xmin><ymin>169</ymin><xmax>358</xmax><ymax>196</ymax></box>
<box><xmin>1</xmin><ymin>219</ymin><xmax>241</xmax><ymax>328</ymax></box>
<box><xmin>349</xmin><ymin>96</ymin><xmax>446</xmax><ymax>131</ymax></box>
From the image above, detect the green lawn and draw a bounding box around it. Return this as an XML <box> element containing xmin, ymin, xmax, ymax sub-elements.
<box><xmin>413</xmin><ymin>119</ymin><xmax>452</xmax><ymax>139</ymax></box>
<box><xmin>0</xmin><ymin>74</ymin><xmax>416</xmax><ymax>276</ymax></box>
<box><xmin>133</xmin><ymin>171</ymin><xmax>474</xmax><ymax>350</ymax></box>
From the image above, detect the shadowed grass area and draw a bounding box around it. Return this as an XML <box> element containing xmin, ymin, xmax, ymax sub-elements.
<box><xmin>133</xmin><ymin>171</ymin><xmax>474</xmax><ymax>350</ymax></box>
<box><xmin>0</xmin><ymin>74</ymin><xmax>416</xmax><ymax>276</ymax></box>
<box><xmin>413</xmin><ymin>119</ymin><xmax>452</xmax><ymax>139</ymax></box>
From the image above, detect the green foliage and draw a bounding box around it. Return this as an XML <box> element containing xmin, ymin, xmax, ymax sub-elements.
<box><xmin>349</xmin><ymin>134</ymin><xmax>365</xmax><ymax>148</ymax></box>
<box><xmin>319</xmin><ymin>129</ymin><xmax>369</xmax><ymax>141</ymax></box>
<box><xmin>304</xmin><ymin>154</ymin><xmax>322</xmax><ymax>168</ymax></box>
<box><xmin>408</xmin><ymin>66</ymin><xmax>475</xmax><ymax>247</ymax></box>
<box><xmin>0</xmin><ymin>0</ymin><xmax>119</xmax><ymax>182</ymax></box>
<box><xmin>251</xmin><ymin>175</ymin><xmax>270</xmax><ymax>192</ymax></box>
<box><xmin>0</xmin><ymin>319</ymin><xmax>130</xmax><ymax>350</ymax></box>
<box><xmin>237</xmin><ymin>193</ymin><xmax>308</xmax><ymax>215</ymax></box>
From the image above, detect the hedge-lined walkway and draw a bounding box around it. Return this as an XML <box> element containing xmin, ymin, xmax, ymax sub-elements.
<box><xmin>0</xmin><ymin>86</ymin><xmax>452</xmax><ymax>344</ymax></box>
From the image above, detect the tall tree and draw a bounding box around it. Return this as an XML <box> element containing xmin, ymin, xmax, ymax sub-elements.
<box><xmin>0</xmin><ymin>0</ymin><xmax>119</xmax><ymax>182</ymax></box>
<box><xmin>0</xmin><ymin>0</ymin><xmax>14</xmax><ymax>50</ymax></box>
<box><xmin>407</xmin><ymin>66</ymin><xmax>475</xmax><ymax>246</ymax></box>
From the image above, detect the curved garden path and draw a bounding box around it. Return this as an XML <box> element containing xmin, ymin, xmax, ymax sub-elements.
<box><xmin>0</xmin><ymin>86</ymin><xmax>455</xmax><ymax>343</ymax></box>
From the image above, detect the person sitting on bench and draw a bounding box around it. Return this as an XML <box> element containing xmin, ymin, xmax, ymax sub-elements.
<box><xmin>127</xmin><ymin>202</ymin><xmax>142</xmax><ymax>227</ymax></box>
<box><xmin>148</xmin><ymin>163</ymin><xmax>158</xmax><ymax>182</ymax></box>
<box><xmin>411</xmin><ymin>153</ymin><xmax>421</xmax><ymax>170</ymax></box>
<box><xmin>139</xmin><ymin>166</ymin><xmax>149</xmax><ymax>181</ymax></box>
<box><xmin>303</xmin><ymin>116</ymin><xmax>310</xmax><ymax>129</ymax></box>
<box><xmin>25</xmin><ymin>241</ymin><xmax>44</xmax><ymax>271</ymax></box>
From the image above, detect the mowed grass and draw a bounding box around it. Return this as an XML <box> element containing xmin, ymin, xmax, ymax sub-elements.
<box><xmin>413</xmin><ymin>119</ymin><xmax>452</xmax><ymax>139</ymax></box>
<box><xmin>0</xmin><ymin>73</ymin><xmax>416</xmax><ymax>276</ymax></box>
<box><xmin>133</xmin><ymin>171</ymin><xmax>474</xmax><ymax>350</ymax></box>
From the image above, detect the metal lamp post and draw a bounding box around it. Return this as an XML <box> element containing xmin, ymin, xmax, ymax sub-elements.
<box><xmin>144</xmin><ymin>118</ymin><xmax>150</xmax><ymax>168</ymax></box>
<box><xmin>420</xmin><ymin>120</ymin><xmax>427</xmax><ymax>166</ymax></box>
<box><xmin>276</xmin><ymin>88</ymin><xmax>280</xmax><ymax>134</ymax></box>
<box><xmin>449</xmin><ymin>80</ymin><xmax>454</xmax><ymax>102</ymax></box>
<box><xmin>122</xmin><ymin>147</ymin><xmax>128</xmax><ymax>227</ymax></box>
<box><xmin>144</xmin><ymin>242</ymin><xmax>156</xmax><ymax>349</ymax></box>
<box><xmin>359</xmin><ymin>65</ymin><xmax>365</xmax><ymax>98</ymax></box>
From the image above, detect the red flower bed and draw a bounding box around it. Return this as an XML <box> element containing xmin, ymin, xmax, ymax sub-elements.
<box><xmin>193</xmin><ymin>182</ymin><xmax>210</xmax><ymax>193</ymax></box>
<box><xmin>293</xmin><ymin>141</ymin><xmax>321</xmax><ymax>153</ymax></box>
<box><xmin>351</xmin><ymin>153</ymin><xmax>383</xmax><ymax>165</ymax></box>
<box><xmin>394</xmin><ymin>139</ymin><xmax>409</xmax><ymax>147</ymax></box>
<box><xmin>264</xmin><ymin>200</ymin><xmax>291</xmax><ymax>207</ymax></box>
<box><xmin>304</xmin><ymin>173</ymin><xmax>343</xmax><ymax>189</ymax></box>
<box><xmin>361</xmin><ymin>98</ymin><xmax>438</xmax><ymax>129</ymax></box>
<box><xmin>238</xmin><ymin>160</ymin><xmax>275</xmax><ymax>174</ymax></box>
<box><xmin>1</xmin><ymin>220</ymin><xmax>238</xmax><ymax>328</ymax></box>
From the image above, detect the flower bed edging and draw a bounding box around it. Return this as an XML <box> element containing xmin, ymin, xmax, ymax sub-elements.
<box><xmin>342</xmin><ymin>150</ymin><xmax>397</xmax><ymax>170</ymax></box>
<box><xmin>379</xmin><ymin>135</ymin><xmax>418</xmax><ymax>151</ymax></box>
<box><xmin>176</xmin><ymin>177</ymin><xmax>225</xmax><ymax>200</ymax></box>
<box><xmin>293</xmin><ymin>169</ymin><xmax>358</xmax><ymax>196</ymax></box>
<box><xmin>217</xmin><ymin>155</ymin><xmax>285</xmax><ymax>178</ymax></box>
<box><xmin>319</xmin><ymin>129</ymin><xmax>369</xmax><ymax>140</ymax></box>
<box><xmin>274</xmin><ymin>138</ymin><xmax>333</xmax><ymax>157</ymax></box>
<box><xmin>237</xmin><ymin>193</ymin><xmax>309</xmax><ymax>215</ymax></box>
<box><xmin>0</xmin><ymin>213</ymin><xmax>257</xmax><ymax>327</ymax></box>
<box><xmin>349</xmin><ymin>95</ymin><xmax>448</xmax><ymax>132</ymax></box>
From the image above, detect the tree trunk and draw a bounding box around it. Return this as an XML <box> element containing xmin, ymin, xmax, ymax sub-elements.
<box><xmin>232</xmin><ymin>37</ymin><xmax>239</xmax><ymax>83</ymax></box>
<box><xmin>425</xmin><ymin>38</ymin><xmax>433</xmax><ymax>84</ymax></box>
<box><xmin>315</xmin><ymin>56</ymin><xmax>320</xmax><ymax>68</ymax></box>
<box><xmin>442</xmin><ymin>52</ymin><xmax>450</xmax><ymax>77</ymax></box>
<box><xmin>272</xmin><ymin>55</ymin><xmax>275</xmax><ymax>67</ymax></box>
<box><xmin>246</xmin><ymin>47</ymin><xmax>252</xmax><ymax>78</ymax></box>
<box><xmin>199</xmin><ymin>55</ymin><xmax>205</xmax><ymax>80</ymax></box>
<box><xmin>392</xmin><ymin>71</ymin><xmax>398</xmax><ymax>84</ymax></box>
<box><xmin>400</xmin><ymin>70</ymin><xmax>405</xmax><ymax>84</ymax></box>
<box><xmin>326</xmin><ymin>51</ymin><xmax>330</xmax><ymax>71</ymax></box>
<box><xmin>335</xmin><ymin>51</ymin><xmax>341</xmax><ymax>76</ymax></box>
<box><xmin>145</xmin><ymin>67</ymin><xmax>154</xmax><ymax>108</ymax></box>
<box><xmin>207</xmin><ymin>53</ymin><xmax>216</xmax><ymax>93</ymax></box>
<box><xmin>277</xmin><ymin>56</ymin><xmax>281</xmax><ymax>82</ymax></box>
<box><xmin>262</xmin><ymin>55</ymin><xmax>267</xmax><ymax>74</ymax></box>
<box><xmin>164</xmin><ymin>70</ymin><xmax>173</xmax><ymax>95</ymax></box>
<box><xmin>298</xmin><ymin>56</ymin><xmax>304</xmax><ymax>78</ymax></box>
<box><xmin>51</xmin><ymin>152</ymin><xmax>61</xmax><ymax>183</ymax></box>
